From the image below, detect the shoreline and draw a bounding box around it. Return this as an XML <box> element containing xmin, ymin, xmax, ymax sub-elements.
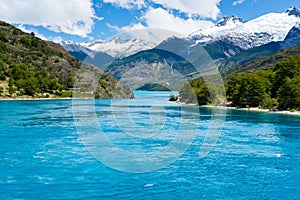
<box><xmin>1</xmin><ymin>96</ymin><xmax>300</xmax><ymax>117</ymax></box>
<box><xmin>199</xmin><ymin>105</ymin><xmax>300</xmax><ymax>117</ymax></box>
<box><xmin>0</xmin><ymin>97</ymin><xmax>73</xmax><ymax>101</ymax></box>
<box><xmin>175</xmin><ymin>101</ymin><xmax>300</xmax><ymax>117</ymax></box>
<box><xmin>234</xmin><ymin>107</ymin><xmax>300</xmax><ymax>117</ymax></box>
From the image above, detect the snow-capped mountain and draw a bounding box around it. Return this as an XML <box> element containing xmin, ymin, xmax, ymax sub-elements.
<box><xmin>189</xmin><ymin>15</ymin><xmax>245</xmax><ymax>43</ymax></box>
<box><xmin>286</xmin><ymin>6</ymin><xmax>300</xmax><ymax>17</ymax></box>
<box><xmin>82</xmin><ymin>38</ymin><xmax>155</xmax><ymax>58</ymax></box>
<box><xmin>62</xmin><ymin>37</ymin><xmax>156</xmax><ymax>59</ymax></box>
<box><xmin>63</xmin><ymin>6</ymin><xmax>300</xmax><ymax>71</ymax></box>
<box><xmin>215</xmin><ymin>15</ymin><xmax>245</xmax><ymax>27</ymax></box>
<box><xmin>189</xmin><ymin>7</ymin><xmax>300</xmax><ymax>49</ymax></box>
<box><xmin>61</xmin><ymin>40</ymin><xmax>94</xmax><ymax>57</ymax></box>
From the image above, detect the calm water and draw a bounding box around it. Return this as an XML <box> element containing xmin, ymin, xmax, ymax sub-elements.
<box><xmin>0</xmin><ymin>91</ymin><xmax>299</xmax><ymax>199</ymax></box>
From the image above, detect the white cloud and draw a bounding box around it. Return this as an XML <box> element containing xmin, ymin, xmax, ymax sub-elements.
<box><xmin>106</xmin><ymin>22</ymin><xmax>146</xmax><ymax>33</ymax></box>
<box><xmin>102</xmin><ymin>0</ymin><xmax>145</xmax><ymax>9</ymax></box>
<box><xmin>102</xmin><ymin>0</ymin><xmax>221</xmax><ymax>20</ymax></box>
<box><xmin>17</xmin><ymin>25</ymin><xmax>63</xmax><ymax>43</ymax></box>
<box><xmin>143</xmin><ymin>8</ymin><xmax>213</xmax><ymax>35</ymax></box>
<box><xmin>17</xmin><ymin>25</ymin><xmax>47</xmax><ymax>40</ymax></box>
<box><xmin>0</xmin><ymin>0</ymin><xmax>101</xmax><ymax>37</ymax></box>
<box><xmin>107</xmin><ymin>8</ymin><xmax>214</xmax><ymax>43</ymax></box>
<box><xmin>49</xmin><ymin>36</ymin><xmax>63</xmax><ymax>43</ymax></box>
<box><xmin>232</xmin><ymin>0</ymin><xmax>246</xmax><ymax>6</ymax></box>
<box><xmin>150</xmin><ymin>0</ymin><xmax>221</xmax><ymax>20</ymax></box>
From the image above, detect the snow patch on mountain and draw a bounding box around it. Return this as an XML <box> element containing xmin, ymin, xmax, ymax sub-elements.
<box><xmin>190</xmin><ymin>15</ymin><xmax>245</xmax><ymax>43</ymax></box>
<box><xmin>190</xmin><ymin>10</ymin><xmax>300</xmax><ymax>49</ymax></box>
<box><xmin>285</xmin><ymin>6</ymin><xmax>300</xmax><ymax>17</ymax></box>
<box><xmin>61</xmin><ymin>37</ymin><xmax>156</xmax><ymax>58</ymax></box>
<box><xmin>62</xmin><ymin>7</ymin><xmax>300</xmax><ymax>60</ymax></box>
<box><xmin>61</xmin><ymin>40</ymin><xmax>94</xmax><ymax>58</ymax></box>
<box><xmin>81</xmin><ymin>38</ymin><xmax>156</xmax><ymax>58</ymax></box>
<box><xmin>215</xmin><ymin>15</ymin><xmax>245</xmax><ymax>27</ymax></box>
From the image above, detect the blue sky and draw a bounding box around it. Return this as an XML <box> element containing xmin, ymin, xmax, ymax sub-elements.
<box><xmin>0</xmin><ymin>0</ymin><xmax>299</xmax><ymax>43</ymax></box>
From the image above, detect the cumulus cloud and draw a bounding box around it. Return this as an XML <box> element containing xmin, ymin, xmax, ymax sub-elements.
<box><xmin>106</xmin><ymin>22</ymin><xmax>146</xmax><ymax>33</ymax></box>
<box><xmin>144</xmin><ymin>8</ymin><xmax>214</xmax><ymax>35</ymax></box>
<box><xmin>17</xmin><ymin>25</ymin><xmax>47</xmax><ymax>40</ymax></box>
<box><xmin>232</xmin><ymin>0</ymin><xmax>246</xmax><ymax>6</ymax></box>
<box><xmin>106</xmin><ymin>23</ymin><xmax>180</xmax><ymax>44</ymax></box>
<box><xmin>103</xmin><ymin>0</ymin><xmax>221</xmax><ymax>20</ymax></box>
<box><xmin>150</xmin><ymin>0</ymin><xmax>221</xmax><ymax>20</ymax></box>
<box><xmin>0</xmin><ymin>0</ymin><xmax>101</xmax><ymax>37</ymax></box>
<box><xmin>102</xmin><ymin>0</ymin><xmax>145</xmax><ymax>9</ymax></box>
<box><xmin>112</xmin><ymin>8</ymin><xmax>213</xmax><ymax>36</ymax></box>
<box><xmin>17</xmin><ymin>25</ymin><xmax>63</xmax><ymax>43</ymax></box>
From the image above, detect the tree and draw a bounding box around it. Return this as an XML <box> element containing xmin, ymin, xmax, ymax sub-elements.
<box><xmin>226</xmin><ymin>73</ymin><xmax>270</xmax><ymax>107</ymax></box>
<box><xmin>272</xmin><ymin>55</ymin><xmax>300</xmax><ymax>97</ymax></box>
<box><xmin>278</xmin><ymin>76</ymin><xmax>300</xmax><ymax>110</ymax></box>
<box><xmin>179</xmin><ymin>79</ymin><xmax>211</xmax><ymax>105</ymax></box>
<box><xmin>179</xmin><ymin>82</ymin><xmax>197</xmax><ymax>104</ymax></box>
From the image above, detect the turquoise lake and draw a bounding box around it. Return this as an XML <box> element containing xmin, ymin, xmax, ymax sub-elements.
<box><xmin>0</xmin><ymin>91</ymin><xmax>299</xmax><ymax>199</ymax></box>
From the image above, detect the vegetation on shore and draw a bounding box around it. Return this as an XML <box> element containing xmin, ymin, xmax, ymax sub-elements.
<box><xmin>179</xmin><ymin>47</ymin><xmax>300</xmax><ymax>111</ymax></box>
<box><xmin>0</xmin><ymin>20</ymin><xmax>133</xmax><ymax>99</ymax></box>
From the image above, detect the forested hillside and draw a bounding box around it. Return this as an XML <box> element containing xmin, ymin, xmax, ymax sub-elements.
<box><xmin>0</xmin><ymin>20</ymin><xmax>133</xmax><ymax>99</ymax></box>
<box><xmin>179</xmin><ymin>46</ymin><xmax>300</xmax><ymax>111</ymax></box>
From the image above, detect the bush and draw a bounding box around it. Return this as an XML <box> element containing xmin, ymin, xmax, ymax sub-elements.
<box><xmin>59</xmin><ymin>91</ymin><xmax>71</xmax><ymax>98</ymax></box>
<box><xmin>0</xmin><ymin>32</ymin><xmax>8</xmax><ymax>42</ymax></box>
<box><xmin>0</xmin><ymin>74</ymin><xmax>6</xmax><ymax>81</ymax></box>
<box><xmin>260</xmin><ymin>98</ymin><xmax>277</xmax><ymax>110</ymax></box>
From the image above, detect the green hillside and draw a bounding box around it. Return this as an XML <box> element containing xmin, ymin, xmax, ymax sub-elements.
<box><xmin>0</xmin><ymin>20</ymin><xmax>133</xmax><ymax>99</ymax></box>
<box><xmin>180</xmin><ymin>45</ymin><xmax>300</xmax><ymax>111</ymax></box>
<box><xmin>106</xmin><ymin>48</ymin><xmax>195</xmax><ymax>79</ymax></box>
<box><xmin>223</xmin><ymin>45</ymin><xmax>300</xmax><ymax>80</ymax></box>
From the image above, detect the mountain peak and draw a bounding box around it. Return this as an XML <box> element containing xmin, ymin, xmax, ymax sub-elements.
<box><xmin>285</xmin><ymin>6</ymin><xmax>300</xmax><ymax>17</ymax></box>
<box><xmin>215</xmin><ymin>15</ymin><xmax>245</xmax><ymax>27</ymax></box>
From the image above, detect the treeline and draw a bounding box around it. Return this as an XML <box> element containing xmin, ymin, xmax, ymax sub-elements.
<box><xmin>227</xmin><ymin>54</ymin><xmax>299</xmax><ymax>111</ymax></box>
<box><xmin>179</xmin><ymin>54</ymin><xmax>300</xmax><ymax>111</ymax></box>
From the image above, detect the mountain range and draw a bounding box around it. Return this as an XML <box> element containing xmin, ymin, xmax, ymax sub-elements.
<box><xmin>62</xmin><ymin>7</ymin><xmax>300</xmax><ymax>89</ymax></box>
<box><xmin>64</xmin><ymin>7</ymin><xmax>299</xmax><ymax>58</ymax></box>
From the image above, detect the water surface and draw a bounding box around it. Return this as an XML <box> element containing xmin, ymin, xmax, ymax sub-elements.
<box><xmin>0</xmin><ymin>91</ymin><xmax>299</xmax><ymax>199</ymax></box>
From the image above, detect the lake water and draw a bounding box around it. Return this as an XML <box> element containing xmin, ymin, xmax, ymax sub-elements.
<box><xmin>0</xmin><ymin>91</ymin><xmax>299</xmax><ymax>199</ymax></box>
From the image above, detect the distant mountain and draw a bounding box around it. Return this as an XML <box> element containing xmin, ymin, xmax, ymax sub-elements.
<box><xmin>0</xmin><ymin>20</ymin><xmax>133</xmax><ymax>99</ymax></box>
<box><xmin>190</xmin><ymin>7</ymin><xmax>300</xmax><ymax>50</ymax></box>
<box><xmin>286</xmin><ymin>6</ymin><xmax>300</xmax><ymax>17</ymax></box>
<box><xmin>220</xmin><ymin>22</ymin><xmax>300</xmax><ymax>72</ymax></box>
<box><xmin>63</xmin><ymin>6</ymin><xmax>300</xmax><ymax>89</ymax></box>
<box><xmin>62</xmin><ymin>37</ymin><xmax>156</xmax><ymax>59</ymax></box>
<box><xmin>82</xmin><ymin>38</ymin><xmax>156</xmax><ymax>58</ymax></box>
<box><xmin>215</xmin><ymin>15</ymin><xmax>245</xmax><ymax>27</ymax></box>
<box><xmin>190</xmin><ymin>15</ymin><xmax>245</xmax><ymax>43</ymax></box>
<box><xmin>61</xmin><ymin>38</ymin><xmax>156</xmax><ymax>70</ymax></box>
<box><xmin>138</xmin><ymin>6</ymin><xmax>300</xmax><ymax>70</ymax></box>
